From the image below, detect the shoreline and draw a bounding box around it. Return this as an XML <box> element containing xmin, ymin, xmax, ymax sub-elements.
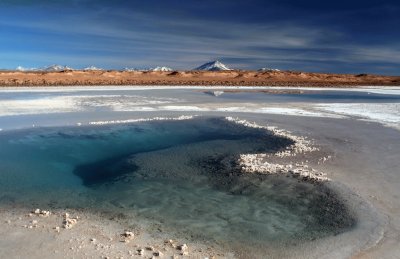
<box><xmin>1</xmin><ymin>85</ymin><xmax>400</xmax><ymax>89</ymax></box>
<box><xmin>0</xmin><ymin>205</ymin><xmax>229</xmax><ymax>259</ymax></box>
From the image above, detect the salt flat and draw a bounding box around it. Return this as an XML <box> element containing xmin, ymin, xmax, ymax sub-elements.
<box><xmin>0</xmin><ymin>86</ymin><xmax>399</xmax><ymax>130</ymax></box>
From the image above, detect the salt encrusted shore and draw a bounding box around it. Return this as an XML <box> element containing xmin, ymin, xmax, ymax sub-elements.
<box><xmin>225</xmin><ymin>117</ymin><xmax>330</xmax><ymax>182</ymax></box>
<box><xmin>0</xmin><ymin>207</ymin><xmax>227</xmax><ymax>259</ymax></box>
<box><xmin>88</xmin><ymin>115</ymin><xmax>196</xmax><ymax>126</ymax></box>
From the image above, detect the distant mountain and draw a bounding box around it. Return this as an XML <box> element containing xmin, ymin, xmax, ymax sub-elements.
<box><xmin>15</xmin><ymin>66</ymin><xmax>33</xmax><ymax>71</ymax></box>
<box><xmin>194</xmin><ymin>60</ymin><xmax>232</xmax><ymax>71</ymax></box>
<box><xmin>150</xmin><ymin>66</ymin><xmax>173</xmax><ymax>72</ymax></box>
<box><xmin>15</xmin><ymin>65</ymin><xmax>73</xmax><ymax>72</ymax></box>
<box><xmin>123</xmin><ymin>67</ymin><xmax>173</xmax><ymax>72</ymax></box>
<box><xmin>83</xmin><ymin>66</ymin><xmax>103</xmax><ymax>71</ymax></box>
<box><xmin>258</xmin><ymin>68</ymin><xmax>280</xmax><ymax>72</ymax></box>
<box><xmin>43</xmin><ymin>65</ymin><xmax>74</xmax><ymax>72</ymax></box>
<box><xmin>124</xmin><ymin>68</ymin><xmax>140</xmax><ymax>72</ymax></box>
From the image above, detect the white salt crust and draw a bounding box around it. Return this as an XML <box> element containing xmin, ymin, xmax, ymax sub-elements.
<box><xmin>225</xmin><ymin>117</ymin><xmax>329</xmax><ymax>182</ymax></box>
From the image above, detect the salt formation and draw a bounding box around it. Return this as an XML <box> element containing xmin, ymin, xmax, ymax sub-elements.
<box><xmin>225</xmin><ymin>116</ymin><xmax>318</xmax><ymax>157</ymax></box>
<box><xmin>121</xmin><ymin>231</ymin><xmax>134</xmax><ymax>238</ymax></box>
<box><xmin>225</xmin><ymin>117</ymin><xmax>329</xmax><ymax>182</ymax></box>
<box><xmin>204</xmin><ymin>90</ymin><xmax>224</xmax><ymax>97</ymax></box>
<box><xmin>121</xmin><ymin>231</ymin><xmax>135</xmax><ymax>242</ymax></box>
<box><xmin>62</xmin><ymin>213</ymin><xmax>78</xmax><ymax>229</ymax></box>
<box><xmin>239</xmin><ymin>154</ymin><xmax>329</xmax><ymax>182</ymax></box>
<box><xmin>178</xmin><ymin>244</ymin><xmax>189</xmax><ymax>256</ymax></box>
<box><xmin>318</xmin><ymin>155</ymin><xmax>332</xmax><ymax>164</ymax></box>
<box><xmin>32</xmin><ymin>208</ymin><xmax>50</xmax><ymax>217</ymax></box>
<box><xmin>137</xmin><ymin>249</ymin><xmax>144</xmax><ymax>256</ymax></box>
<box><xmin>89</xmin><ymin>115</ymin><xmax>195</xmax><ymax>125</ymax></box>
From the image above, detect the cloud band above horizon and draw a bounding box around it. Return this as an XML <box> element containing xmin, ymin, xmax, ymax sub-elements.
<box><xmin>0</xmin><ymin>0</ymin><xmax>399</xmax><ymax>74</ymax></box>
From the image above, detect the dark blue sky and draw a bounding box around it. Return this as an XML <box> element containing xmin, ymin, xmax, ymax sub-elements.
<box><xmin>0</xmin><ymin>0</ymin><xmax>399</xmax><ymax>74</ymax></box>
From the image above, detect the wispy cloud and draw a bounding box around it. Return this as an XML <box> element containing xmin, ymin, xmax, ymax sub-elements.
<box><xmin>0</xmin><ymin>1</ymin><xmax>399</xmax><ymax>74</ymax></box>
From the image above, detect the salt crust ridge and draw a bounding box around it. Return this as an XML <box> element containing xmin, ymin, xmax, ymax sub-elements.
<box><xmin>225</xmin><ymin>117</ymin><xmax>329</xmax><ymax>182</ymax></box>
<box><xmin>88</xmin><ymin>115</ymin><xmax>195</xmax><ymax>125</ymax></box>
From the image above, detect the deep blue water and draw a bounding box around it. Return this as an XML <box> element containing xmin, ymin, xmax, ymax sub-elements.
<box><xmin>0</xmin><ymin>117</ymin><xmax>353</xmax><ymax>247</ymax></box>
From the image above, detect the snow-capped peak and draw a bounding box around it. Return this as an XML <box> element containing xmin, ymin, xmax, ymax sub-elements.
<box><xmin>258</xmin><ymin>67</ymin><xmax>280</xmax><ymax>72</ymax></box>
<box><xmin>124</xmin><ymin>68</ymin><xmax>140</xmax><ymax>72</ymax></box>
<box><xmin>15</xmin><ymin>65</ymin><xmax>73</xmax><ymax>72</ymax></box>
<box><xmin>194</xmin><ymin>60</ymin><xmax>232</xmax><ymax>71</ymax></box>
<box><xmin>83</xmin><ymin>66</ymin><xmax>103</xmax><ymax>71</ymax></box>
<box><xmin>43</xmin><ymin>65</ymin><xmax>74</xmax><ymax>72</ymax></box>
<box><xmin>15</xmin><ymin>66</ymin><xmax>42</xmax><ymax>72</ymax></box>
<box><xmin>151</xmin><ymin>66</ymin><xmax>173</xmax><ymax>72</ymax></box>
<box><xmin>16</xmin><ymin>66</ymin><xmax>30</xmax><ymax>71</ymax></box>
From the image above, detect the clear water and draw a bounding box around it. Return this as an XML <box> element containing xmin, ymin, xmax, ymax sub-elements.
<box><xmin>0</xmin><ymin>117</ymin><xmax>354</xmax><ymax>249</ymax></box>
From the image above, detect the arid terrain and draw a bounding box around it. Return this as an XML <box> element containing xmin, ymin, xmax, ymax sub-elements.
<box><xmin>0</xmin><ymin>70</ymin><xmax>399</xmax><ymax>87</ymax></box>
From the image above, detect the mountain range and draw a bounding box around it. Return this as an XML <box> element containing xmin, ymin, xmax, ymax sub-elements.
<box><xmin>16</xmin><ymin>65</ymin><xmax>74</xmax><ymax>72</ymax></box>
<box><xmin>13</xmin><ymin>61</ymin><xmax>279</xmax><ymax>72</ymax></box>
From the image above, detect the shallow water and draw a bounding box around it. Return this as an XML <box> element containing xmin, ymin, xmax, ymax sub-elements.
<box><xmin>0</xmin><ymin>117</ymin><xmax>354</xmax><ymax>251</ymax></box>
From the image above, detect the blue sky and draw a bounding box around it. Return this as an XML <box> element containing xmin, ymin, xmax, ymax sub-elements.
<box><xmin>0</xmin><ymin>0</ymin><xmax>399</xmax><ymax>74</ymax></box>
